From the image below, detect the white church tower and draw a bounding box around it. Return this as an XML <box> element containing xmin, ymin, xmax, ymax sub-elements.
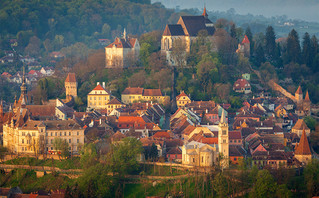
<box><xmin>218</xmin><ymin>109</ymin><xmax>229</xmax><ymax>168</ymax></box>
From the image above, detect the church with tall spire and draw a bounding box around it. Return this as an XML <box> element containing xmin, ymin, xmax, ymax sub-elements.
<box><xmin>2</xmin><ymin>67</ymin><xmax>85</xmax><ymax>155</ymax></box>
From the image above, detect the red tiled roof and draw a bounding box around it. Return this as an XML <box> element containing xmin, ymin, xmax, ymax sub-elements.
<box><xmin>143</xmin><ymin>89</ymin><xmax>163</xmax><ymax>96</ymax></box>
<box><xmin>292</xmin><ymin>119</ymin><xmax>309</xmax><ymax>130</ymax></box>
<box><xmin>295</xmin><ymin>129</ymin><xmax>311</xmax><ymax>155</ymax></box>
<box><xmin>108</xmin><ymin>98</ymin><xmax>123</xmax><ymax>105</ymax></box>
<box><xmin>93</xmin><ymin>84</ymin><xmax>106</xmax><ymax>91</ymax></box>
<box><xmin>295</xmin><ymin>86</ymin><xmax>302</xmax><ymax>94</ymax></box>
<box><xmin>305</xmin><ymin>91</ymin><xmax>310</xmax><ymax>101</ymax></box>
<box><xmin>65</xmin><ymin>73</ymin><xmax>76</xmax><ymax>82</ymax></box>
<box><xmin>153</xmin><ymin>131</ymin><xmax>171</xmax><ymax>139</ymax></box>
<box><xmin>118</xmin><ymin>116</ymin><xmax>145</xmax><ymax>124</ymax></box>
<box><xmin>229</xmin><ymin>131</ymin><xmax>242</xmax><ymax>139</ymax></box>
<box><xmin>176</xmin><ymin>91</ymin><xmax>189</xmax><ymax>101</ymax></box>
<box><xmin>233</xmin><ymin>79</ymin><xmax>251</xmax><ymax>89</ymax></box>
<box><xmin>112</xmin><ymin>131</ymin><xmax>126</xmax><ymax>141</ymax></box>
<box><xmin>242</xmin><ymin>35</ymin><xmax>250</xmax><ymax>44</ymax></box>
<box><xmin>182</xmin><ymin>125</ymin><xmax>196</xmax><ymax>135</ymax></box>
<box><xmin>122</xmin><ymin>87</ymin><xmax>144</xmax><ymax>95</ymax></box>
<box><xmin>106</xmin><ymin>37</ymin><xmax>136</xmax><ymax>49</ymax></box>
<box><xmin>26</xmin><ymin>105</ymin><xmax>55</xmax><ymax>117</ymax></box>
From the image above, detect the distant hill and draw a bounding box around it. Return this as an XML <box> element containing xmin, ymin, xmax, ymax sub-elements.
<box><xmin>0</xmin><ymin>0</ymin><xmax>174</xmax><ymax>49</ymax></box>
<box><xmin>154</xmin><ymin>0</ymin><xmax>319</xmax><ymax>22</ymax></box>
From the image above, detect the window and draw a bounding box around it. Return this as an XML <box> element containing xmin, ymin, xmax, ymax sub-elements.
<box><xmin>234</xmin><ymin>157</ymin><xmax>237</xmax><ymax>161</ymax></box>
<box><xmin>46</xmin><ymin>133</ymin><xmax>48</xmax><ymax>136</ymax></box>
<box><xmin>41</xmin><ymin>129</ymin><xmax>43</xmax><ymax>132</ymax></box>
<box><xmin>99</xmin><ymin>97</ymin><xmax>101</xmax><ymax>100</ymax></box>
<box><xmin>69</xmin><ymin>139</ymin><xmax>71</xmax><ymax>143</ymax></box>
<box><xmin>223</xmin><ymin>139</ymin><xmax>226</xmax><ymax>143</ymax></box>
<box><xmin>94</xmin><ymin>97</ymin><xmax>96</xmax><ymax>100</ymax></box>
<box><xmin>64</xmin><ymin>132</ymin><xmax>66</xmax><ymax>136</ymax></box>
<box><xmin>22</xmin><ymin>147</ymin><xmax>24</xmax><ymax>151</ymax></box>
<box><xmin>77</xmin><ymin>139</ymin><xmax>79</xmax><ymax>143</ymax></box>
<box><xmin>222</xmin><ymin>130</ymin><xmax>226</xmax><ymax>135</ymax></box>
<box><xmin>202</xmin><ymin>156</ymin><xmax>204</xmax><ymax>162</ymax></box>
<box><xmin>69</xmin><ymin>132</ymin><xmax>71</xmax><ymax>136</ymax></box>
<box><xmin>193</xmin><ymin>158</ymin><xmax>195</xmax><ymax>162</ymax></box>
<box><xmin>60</xmin><ymin>132</ymin><xmax>62</xmax><ymax>136</ymax></box>
<box><xmin>51</xmin><ymin>139</ymin><xmax>53</xmax><ymax>144</ymax></box>
<box><xmin>55</xmin><ymin>132</ymin><xmax>57</xmax><ymax>136</ymax></box>
<box><xmin>46</xmin><ymin>140</ymin><xmax>48</xmax><ymax>144</ymax></box>
<box><xmin>22</xmin><ymin>132</ymin><xmax>25</xmax><ymax>136</ymax></box>
<box><xmin>22</xmin><ymin>139</ymin><xmax>24</xmax><ymax>144</ymax></box>
<box><xmin>234</xmin><ymin>140</ymin><xmax>237</xmax><ymax>143</ymax></box>
<box><xmin>77</xmin><ymin>132</ymin><xmax>79</xmax><ymax>136</ymax></box>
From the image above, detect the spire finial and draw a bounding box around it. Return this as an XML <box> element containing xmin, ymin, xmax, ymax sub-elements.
<box><xmin>123</xmin><ymin>28</ymin><xmax>127</xmax><ymax>41</ymax></box>
<box><xmin>220</xmin><ymin>109</ymin><xmax>226</xmax><ymax>124</ymax></box>
<box><xmin>202</xmin><ymin>5</ymin><xmax>208</xmax><ymax>18</ymax></box>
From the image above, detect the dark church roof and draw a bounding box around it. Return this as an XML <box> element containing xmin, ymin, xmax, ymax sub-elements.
<box><xmin>178</xmin><ymin>16</ymin><xmax>215</xmax><ymax>36</ymax></box>
<box><xmin>163</xmin><ymin>24</ymin><xmax>185</xmax><ymax>36</ymax></box>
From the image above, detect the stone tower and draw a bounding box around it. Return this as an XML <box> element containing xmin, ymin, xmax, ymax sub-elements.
<box><xmin>218</xmin><ymin>109</ymin><xmax>229</xmax><ymax>168</ymax></box>
<box><xmin>65</xmin><ymin>73</ymin><xmax>77</xmax><ymax>101</ymax></box>
<box><xmin>295</xmin><ymin>86</ymin><xmax>303</xmax><ymax>104</ymax></box>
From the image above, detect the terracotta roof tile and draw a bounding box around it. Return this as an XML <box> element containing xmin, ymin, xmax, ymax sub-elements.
<box><xmin>65</xmin><ymin>73</ymin><xmax>76</xmax><ymax>82</ymax></box>
<box><xmin>153</xmin><ymin>131</ymin><xmax>171</xmax><ymax>139</ymax></box>
<box><xmin>107</xmin><ymin>98</ymin><xmax>123</xmax><ymax>105</ymax></box>
<box><xmin>295</xmin><ymin>129</ymin><xmax>311</xmax><ymax>155</ymax></box>
<box><xmin>292</xmin><ymin>119</ymin><xmax>309</xmax><ymax>130</ymax></box>
<box><xmin>305</xmin><ymin>91</ymin><xmax>310</xmax><ymax>101</ymax></box>
<box><xmin>233</xmin><ymin>79</ymin><xmax>251</xmax><ymax>89</ymax></box>
<box><xmin>229</xmin><ymin>131</ymin><xmax>242</xmax><ymax>139</ymax></box>
<box><xmin>295</xmin><ymin>86</ymin><xmax>302</xmax><ymax>94</ymax></box>
<box><xmin>176</xmin><ymin>91</ymin><xmax>189</xmax><ymax>101</ymax></box>
<box><xmin>143</xmin><ymin>89</ymin><xmax>163</xmax><ymax>96</ymax></box>
<box><xmin>242</xmin><ymin>35</ymin><xmax>250</xmax><ymax>44</ymax></box>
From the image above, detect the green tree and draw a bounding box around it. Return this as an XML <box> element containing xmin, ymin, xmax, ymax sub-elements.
<box><xmin>255</xmin><ymin>44</ymin><xmax>265</xmax><ymax>67</ymax></box>
<box><xmin>53</xmin><ymin>138</ymin><xmax>70</xmax><ymax>159</ymax></box>
<box><xmin>80</xmin><ymin>143</ymin><xmax>98</xmax><ymax>169</ymax></box>
<box><xmin>139</xmin><ymin>42</ymin><xmax>151</xmax><ymax>68</ymax></box>
<box><xmin>310</xmin><ymin>35</ymin><xmax>319</xmax><ymax>72</ymax></box>
<box><xmin>304</xmin><ymin>159</ymin><xmax>319</xmax><ymax>197</ymax></box>
<box><xmin>109</xmin><ymin>137</ymin><xmax>143</xmax><ymax>176</ymax></box>
<box><xmin>304</xmin><ymin>116</ymin><xmax>317</xmax><ymax>131</ymax></box>
<box><xmin>149</xmin><ymin>143</ymin><xmax>158</xmax><ymax>161</ymax></box>
<box><xmin>230</xmin><ymin>24</ymin><xmax>237</xmax><ymax>39</ymax></box>
<box><xmin>265</xmin><ymin>26</ymin><xmax>276</xmax><ymax>62</ymax></box>
<box><xmin>213</xmin><ymin>172</ymin><xmax>229</xmax><ymax>198</ymax></box>
<box><xmin>302</xmin><ymin>32</ymin><xmax>312</xmax><ymax>66</ymax></box>
<box><xmin>285</xmin><ymin>29</ymin><xmax>301</xmax><ymax>64</ymax></box>
<box><xmin>245</xmin><ymin>26</ymin><xmax>254</xmax><ymax>57</ymax></box>
<box><xmin>250</xmin><ymin>170</ymin><xmax>277</xmax><ymax>198</ymax></box>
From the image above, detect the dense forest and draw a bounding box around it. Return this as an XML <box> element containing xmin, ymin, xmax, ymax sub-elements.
<box><xmin>0</xmin><ymin>0</ymin><xmax>319</xmax><ymax>110</ymax></box>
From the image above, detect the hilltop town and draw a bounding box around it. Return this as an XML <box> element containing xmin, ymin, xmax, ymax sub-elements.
<box><xmin>0</xmin><ymin>1</ymin><xmax>319</xmax><ymax>197</ymax></box>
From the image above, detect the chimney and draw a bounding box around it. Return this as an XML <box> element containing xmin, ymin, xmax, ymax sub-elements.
<box><xmin>102</xmin><ymin>82</ymin><xmax>105</xmax><ymax>89</ymax></box>
<box><xmin>100</xmin><ymin>118</ymin><xmax>102</xmax><ymax>125</ymax></box>
<box><xmin>206</xmin><ymin>109</ymin><xmax>208</xmax><ymax>114</ymax></box>
<box><xmin>97</xmin><ymin>82</ymin><xmax>100</xmax><ymax>85</ymax></box>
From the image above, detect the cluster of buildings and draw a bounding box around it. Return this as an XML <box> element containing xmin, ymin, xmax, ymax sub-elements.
<box><xmin>0</xmin><ymin>70</ymin><xmax>315</xmax><ymax>169</ymax></box>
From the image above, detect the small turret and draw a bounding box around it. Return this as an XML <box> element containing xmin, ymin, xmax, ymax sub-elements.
<box><xmin>295</xmin><ymin>86</ymin><xmax>303</xmax><ymax>103</ymax></box>
<box><xmin>202</xmin><ymin>6</ymin><xmax>208</xmax><ymax>19</ymax></box>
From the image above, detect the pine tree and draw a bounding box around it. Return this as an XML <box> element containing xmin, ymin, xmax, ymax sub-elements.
<box><xmin>265</xmin><ymin>26</ymin><xmax>276</xmax><ymax>62</ymax></box>
<box><xmin>302</xmin><ymin>32</ymin><xmax>312</xmax><ymax>66</ymax></box>
<box><xmin>230</xmin><ymin>24</ymin><xmax>237</xmax><ymax>39</ymax></box>
<box><xmin>310</xmin><ymin>35</ymin><xmax>319</xmax><ymax>72</ymax></box>
<box><xmin>286</xmin><ymin>29</ymin><xmax>301</xmax><ymax>64</ymax></box>
<box><xmin>245</xmin><ymin>26</ymin><xmax>254</xmax><ymax>57</ymax></box>
<box><xmin>255</xmin><ymin>44</ymin><xmax>265</xmax><ymax>67</ymax></box>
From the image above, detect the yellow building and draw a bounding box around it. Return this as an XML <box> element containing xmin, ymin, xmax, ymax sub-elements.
<box><xmin>292</xmin><ymin>119</ymin><xmax>311</xmax><ymax>137</ymax></box>
<box><xmin>176</xmin><ymin>91</ymin><xmax>191</xmax><ymax>108</ymax></box>
<box><xmin>106</xmin><ymin>98</ymin><xmax>125</xmax><ymax>115</ymax></box>
<box><xmin>65</xmin><ymin>73</ymin><xmax>77</xmax><ymax>100</ymax></box>
<box><xmin>87</xmin><ymin>82</ymin><xmax>111</xmax><ymax>110</ymax></box>
<box><xmin>121</xmin><ymin>87</ymin><xmax>169</xmax><ymax>104</ymax></box>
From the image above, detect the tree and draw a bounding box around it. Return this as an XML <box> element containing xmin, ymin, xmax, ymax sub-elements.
<box><xmin>255</xmin><ymin>44</ymin><xmax>265</xmax><ymax>67</ymax></box>
<box><xmin>302</xmin><ymin>32</ymin><xmax>312</xmax><ymax>66</ymax></box>
<box><xmin>170</xmin><ymin>38</ymin><xmax>187</xmax><ymax>71</ymax></box>
<box><xmin>250</xmin><ymin>170</ymin><xmax>277</xmax><ymax>198</ymax></box>
<box><xmin>286</xmin><ymin>29</ymin><xmax>301</xmax><ymax>64</ymax></box>
<box><xmin>265</xmin><ymin>26</ymin><xmax>276</xmax><ymax>62</ymax></box>
<box><xmin>259</xmin><ymin>62</ymin><xmax>278</xmax><ymax>84</ymax></box>
<box><xmin>304</xmin><ymin>159</ymin><xmax>319</xmax><ymax>197</ymax></box>
<box><xmin>101</xmin><ymin>23</ymin><xmax>111</xmax><ymax>38</ymax></box>
<box><xmin>80</xmin><ymin>143</ymin><xmax>98</xmax><ymax>169</ymax></box>
<box><xmin>149</xmin><ymin>143</ymin><xmax>158</xmax><ymax>161</ymax></box>
<box><xmin>230</xmin><ymin>24</ymin><xmax>237</xmax><ymax>39</ymax></box>
<box><xmin>245</xmin><ymin>26</ymin><xmax>254</xmax><ymax>57</ymax></box>
<box><xmin>139</xmin><ymin>42</ymin><xmax>151</xmax><ymax>68</ymax></box>
<box><xmin>213</xmin><ymin>172</ymin><xmax>229</xmax><ymax>198</ymax></box>
<box><xmin>53</xmin><ymin>138</ymin><xmax>70</xmax><ymax>159</ymax></box>
<box><xmin>304</xmin><ymin>116</ymin><xmax>317</xmax><ymax>131</ymax></box>
<box><xmin>109</xmin><ymin>137</ymin><xmax>143</xmax><ymax>176</ymax></box>
<box><xmin>310</xmin><ymin>35</ymin><xmax>319</xmax><ymax>72</ymax></box>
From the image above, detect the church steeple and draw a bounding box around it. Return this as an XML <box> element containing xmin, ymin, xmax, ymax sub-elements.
<box><xmin>20</xmin><ymin>65</ymin><xmax>27</xmax><ymax>96</ymax></box>
<box><xmin>123</xmin><ymin>28</ymin><xmax>127</xmax><ymax>41</ymax></box>
<box><xmin>202</xmin><ymin>6</ymin><xmax>208</xmax><ymax>19</ymax></box>
<box><xmin>218</xmin><ymin>109</ymin><xmax>229</xmax><ymax>168</ymax></box>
